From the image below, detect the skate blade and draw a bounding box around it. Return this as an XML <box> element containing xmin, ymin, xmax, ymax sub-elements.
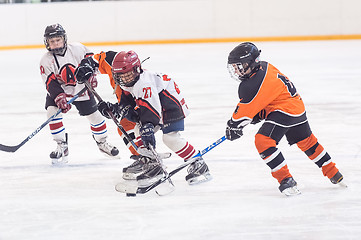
<box><xmin>100</xmin><ymin>151</ymin><xmax>121</xmax><ymax>159</ymax></box>
<box><xmin>137</xmin><ymin>175</ymin><xmax>164</xmax><ymax>187</ymax></box>
<box><xmin>336</xmin><ymin>181</ymin><xmax>348</xmax><ymax>188</ymax></box>
<box><xmin>122</xmin><ymin>172</ymin><xmax>141</xmax><ymax>180</ymax></box>
<box><xmin>155</xmin><ymin>181</ymin><xmax>175</xmax><ymax>196</ymax></box>
<box><xmin>282</xmin><ymin>186</ymin><xmax>301</xmax><ymax>197</ymax></box>
<box><xmin>115</xmin><ymin>181</ymin><xmax>138</xmax><ymax>194</ymax></box>
<box><xmin>51</xmin><ymin>156</ymin><xmax>69</xmax><ymax>166</ymax></box>
<box><xmin>187</xmin><ymin>173</ymin><xmax>213</xmax><ymax>185</ymax></box>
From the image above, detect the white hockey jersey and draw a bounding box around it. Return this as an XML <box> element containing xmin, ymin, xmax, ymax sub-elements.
<box><xmin>39</xmin><ymin>42</ymin><xmax>93</xmax><ymax>101</ymax></box>
<box><xmin>121</xmin><ymin>70</ymin><xmax>190</xmax><ymax>126</ymax></box>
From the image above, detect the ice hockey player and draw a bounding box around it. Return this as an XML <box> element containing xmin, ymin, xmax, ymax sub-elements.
<box><xmin>74</xmin><ymin>50</ymin><xmax>212</xmax><ymax>186</ymax></box>
<box><xmin>39</xmin><ymin>23</ymin><xmax>119</xmax><ymax>165</ymax></box>
<box><xmin>225</xmin><ymin>42</ymin><xmax>345</xmax><ymax>196</ymax></box>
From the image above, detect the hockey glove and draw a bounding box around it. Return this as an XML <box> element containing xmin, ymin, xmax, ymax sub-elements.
<box><xmin>140</xmin><ymin>123</ymin><xmax>156</xmax><ymax>149</ymax></box>
<box><xmin>119</xmin><ymin>104</ymin><xmax>140</xmax><ymax>123</ymax></box>
<box><xmin>251</xmin><ymin>109</ymin><xmax>266</xmax><ymax>124</ymax></box>
<box><xmin>75</xmin><ymin>57</ymin><xmax>99</xmax><ymax>84</ymax></box>
<box><xmin>97</xmin><ymin>101</ymin><xmax>120</xmax><ymax>119</ymax></box>
<box><xmin>55</xmin><ymin>93</ymin><xmax>71</xmax><ymax>113</ymax></box>
<box><xmin>225</xmin><ymin>119</ymin><xmax>244</xmax><ymax>141</ymax></box>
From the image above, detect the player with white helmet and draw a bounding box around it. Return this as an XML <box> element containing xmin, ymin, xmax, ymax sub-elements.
<box><xmin>40</xmin><ymin>23</ymin><xmax>119</xmax><ymax>165</ymax></box>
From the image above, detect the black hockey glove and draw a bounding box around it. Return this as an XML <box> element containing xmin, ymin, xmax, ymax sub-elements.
<box><xmin>140</xmin><ymin>123</ymin><xmax>156</xmax><ymax>149</ymax></box>
<box><xmin>75</xmin><ymin>57</ymin><xmax>99</xmax><ymax>84</ymax></box>
<box><xmin>119</xmin><ymin>104</ymin><xmax>140</xmax><ymax>123</ymax></box>
<box><xmin>225</xmin><ymin>119</ymin><xmax>244</xmax><ymax>141</ymax></box>
<box><xmin>97</xmin><ymin>101</ymin><xmax>120</xmax><ymax>119</ymax></box>
<box><xmin>251</xmin><ymin>109</ymin><xmax>266</xmax><ymax>124</ymax></box>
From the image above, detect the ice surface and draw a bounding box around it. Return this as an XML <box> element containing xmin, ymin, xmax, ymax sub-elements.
<box><xmin>0</xmin><ymin>41</ymin><xmax>360</xmax><ymax>240</ymax></box>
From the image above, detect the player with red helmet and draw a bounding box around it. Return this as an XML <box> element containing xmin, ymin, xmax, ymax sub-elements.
<box><xmin>75</xmin><ymin>50</ymin><xmax>212</xmax><ymax>186</ymax></box>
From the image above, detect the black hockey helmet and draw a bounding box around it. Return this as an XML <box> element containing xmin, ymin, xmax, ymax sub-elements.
<box><xmin>227</xmin><ymin>42</ymin><xmax>261</xmax><ymax>81</ymax></box>
<box><xmin>44</xmin><ymin>23</ymin><xmax>67</xmax><ymax>55</ymax></box>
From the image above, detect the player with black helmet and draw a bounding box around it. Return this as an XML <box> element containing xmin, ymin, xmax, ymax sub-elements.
<box><xmin>225</xmin><ymin>42</ymin><xmax>345</xmax><ymax>196</ymax></box>
<box><xmin>40</xmin><ymin>23</ymin><xmax>119</xmax><ymax>165</ymax></box>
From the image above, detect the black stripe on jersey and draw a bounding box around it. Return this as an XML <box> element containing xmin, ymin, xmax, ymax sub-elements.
<box><xmin>266</xmin><ymin>111</ymin><xmax>307</xmax><ymax>127</ymax></box>
<box><xmin>159</xmin><ymin>89</ymin><xmax>186</xmax><ymax>124</ymax></box>
<box><xmin>53</xmin><ymin>53</ymin><xmax>60</xmax><ymax>69</ymax></box>
<box><xmin>84</xmin><ymin>52</ymin><xmax>94</xmax><ymax>58</ymax></box>
<box><xmin>105</xmin><ymin>51</ymin><xmax>118</xmax><ymax>66</ymax></box>
<box><xmin>138</xmin><ymin>98</ymin><xmax>161</xmax><ymax>126</ymax></box>
<box><xmin>238</xmin><ymin>61</ymin><xmax>268</xmax><ymax>104</ymax></box>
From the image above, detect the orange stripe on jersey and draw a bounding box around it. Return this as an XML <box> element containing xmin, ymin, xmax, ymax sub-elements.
<box><xmin>45</xmin><ymin>73</ymin><xmax>57</xmax><ymax>91</ymax></box>
<box><xmin>137</xmin><ymin>99</ymin><xmax>161</xmax><ymax>119</ymax></box>
<box><xmin>93</xmin><ymin>51</ymin><xmax>124</xmax><ymax>101</ymax></box>
<box><xmin>162</xmin><ymin>90</ymin><xmax>182</xmax><ymax>109</ymax></box>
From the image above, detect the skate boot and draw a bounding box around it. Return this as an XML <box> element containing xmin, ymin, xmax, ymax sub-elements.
<box><xmin>122</xmin><ymin>155</ymin><xmax>144</xmax><ymax>180</ymax></box>
<box><xmin>185</xmin><ymin>156</ymin><xmax>212</xmax><ymax>185</ymax></box>
<box><xmin>50</xmin><ymin>133</ymin><xmax>69</xmax><ymax>165</ymax></box>
<box><xmin>136</xmin><ymin>156</ymin><xmax>165</xmax><ymax>186</ymax></box>
<box><xmin>330</xmin><ymin>171</ymin><xmax>347</xmax><ymax>187</ymax></box>
<box><xmin>94</xmin><ymin>136</ymin><xmax>119</xmax><ymax>158</ymax></box>
<box><xmin>279</xmin><ymin>177</ymin><xmax>301</xmax><ymax>196</ymax></box>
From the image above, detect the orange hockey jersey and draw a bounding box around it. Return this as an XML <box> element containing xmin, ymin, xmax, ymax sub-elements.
<box><xmin>232</xmin><ymin>61</ymin><xmax>307</xmax><ymax>127</ymax></box>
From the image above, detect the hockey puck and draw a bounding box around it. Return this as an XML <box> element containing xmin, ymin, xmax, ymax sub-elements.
<box><xmin>126</xmin><ymin>193</ymin><xmax>136</xmax><ymax>197</ymax></box>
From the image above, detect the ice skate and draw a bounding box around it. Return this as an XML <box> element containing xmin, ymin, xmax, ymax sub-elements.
<box><xmin>279</xmin><ymin>177</ymin><xmax>301</xmax><ymax>196</ymax></box>
<box><xmin>94</xmin><ymin>136</ymin><xmax>119</xmax><ymax>158</ymax></box>
<box><xmin>330</xmin><ymin>171</ymin><xmax>347</xmax><ymax>188</ymax></box>
<box><xmin>50</xmin><ymin>133</ymin><xmax>69</xmax><ymax>165</ymax></box>
<box><xmin>185</xmin><ymin>156</ymin><xmax>212</xmax><ymax>185</ymax></box>
<box><xmin>122</xmin><ymin>155</ymin><xmax>145</xmax><ymax>180</ymax></box>
<box><xmin>136</xmin><ymin>157</ymin><xmax>165</xmax><ymax>186</ymax></box>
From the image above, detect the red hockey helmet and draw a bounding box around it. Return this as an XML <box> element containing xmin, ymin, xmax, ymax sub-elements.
<box><xmin>112</xmin><ymin>51</ymin><xmax>141</xmax><ymax>87</ymax></box>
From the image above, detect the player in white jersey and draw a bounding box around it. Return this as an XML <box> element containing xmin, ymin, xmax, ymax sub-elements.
<box><xmin>75</xmin><ymin>50</ymin><xmax>212</xmax><ymax>185</ymax></box>
<box><xmin>39</xmin><ymin>24</ymin><xmax>119</xmax><ymax>165</ymax></box>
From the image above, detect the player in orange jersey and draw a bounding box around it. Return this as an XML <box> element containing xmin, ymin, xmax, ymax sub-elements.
<box><xmin>225</xmin><ymin>42</ymin><xmax>345</xmax><ymax>196</ymax></box>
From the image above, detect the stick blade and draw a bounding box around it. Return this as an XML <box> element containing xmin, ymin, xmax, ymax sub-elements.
<box><xmin>0</xmin><ymin>143</ymin><xmax>20</xmax><ymax>153</ymax></box>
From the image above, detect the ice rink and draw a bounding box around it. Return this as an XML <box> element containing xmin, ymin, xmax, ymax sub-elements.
<box><xmin>0</xmin><ymin>40</ymin><xmax>360</xmax><ymax>240</ymax></box>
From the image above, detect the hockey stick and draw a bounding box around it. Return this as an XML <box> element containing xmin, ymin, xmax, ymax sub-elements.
<box><xmin>83</xmin><ymin>79</ymin><xmax>140</xmax><ymax>152</ymax></box>
<box><xmin>116</xmin><ymin>135</ymin><xmax>227</xmax><ymax>195</ymax></box>
<box><xmin>83</xmin><ymin>79</ymin><xmax>171</xmax><ymax>159</ymax></box>
<box><xmin>0</xmin><ymin>87</ymin><xmax>88</xmax><ymax>153</ymax></box>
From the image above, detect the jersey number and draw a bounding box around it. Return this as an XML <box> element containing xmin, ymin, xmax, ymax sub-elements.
<box><xmin>277</xmin><ymin>74</ymin><xmax>297</xmax><ymax>97</ymax></box>
<box><xmin>143</xmin><ymin>87</ymin><xmax>152</xmax><ymax>99</ymax></box>
<box><xmin>162</xmin><ymin>74</ymin><xmax>181</xmax><ymax>94</ymax></box>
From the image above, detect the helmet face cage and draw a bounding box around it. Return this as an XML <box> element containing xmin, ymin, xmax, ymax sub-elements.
<box><xmin>227</xmin><ymin>63</ymin><xmax>245</xmax><ymax>82</ymax></box>
<box><xmin>112</xmin><ymin>51</ymin><xmax>141</xmax><ymax>87</ymax></box>
<box><xmin>227</xmin><ymin>42</ymin><xmax>260</xmax><ymax>81</ymax></box>
<box><xmin>44</xmin><ymin>24</ymin><xmax>67</xmax><ymax>55</ymax></box>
